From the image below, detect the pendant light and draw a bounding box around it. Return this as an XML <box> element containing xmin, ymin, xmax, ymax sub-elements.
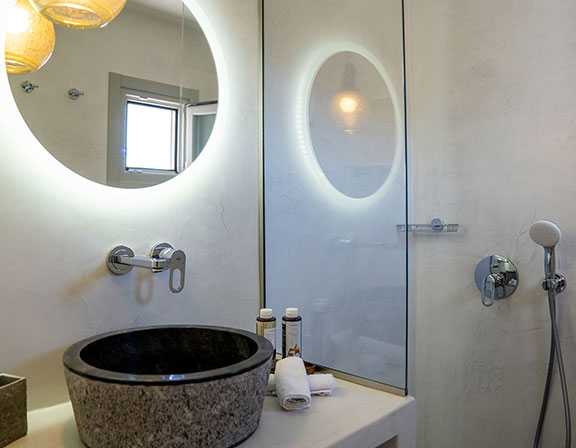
<box><xmin>29</xmin><ymin>0</ymin><xmax>127</xmax><ymax>29</ymax></box>
<box><xmin>329</xmin><ymin>62</ymin><xmax>370</xmax><ymax>134</ymax></box>
<box><xmin>5</xmin><ymin>0</ymin><xmax>55</xmax><ymax>74</ymax></box>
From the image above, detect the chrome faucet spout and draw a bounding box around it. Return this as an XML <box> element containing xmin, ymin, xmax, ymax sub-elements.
<box><xmin>114</xmin><ymin>255</ymin><xmax>167</xmax><ymax>272</ymax></box>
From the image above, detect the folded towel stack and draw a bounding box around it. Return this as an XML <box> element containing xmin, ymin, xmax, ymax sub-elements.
<box><xmin>267</xmin><ymin>373</ymin><xmax>335</xmax><ymax>397</ymax></box>
<box><xmin>274</xmin><ymin>357</ymin><xmax>311</xmax><ymax>411</ymax></box>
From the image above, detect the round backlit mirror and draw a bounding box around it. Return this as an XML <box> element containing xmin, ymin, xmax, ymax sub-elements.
<box><xmin>6</xmin><ymin>0</ymin><xmax>218</xmax><ymax>188</ymax></box>
<box><xmin>308</xmin><ymin>51</ymin><xmax>396</xmax><ymax>199</ymax></box>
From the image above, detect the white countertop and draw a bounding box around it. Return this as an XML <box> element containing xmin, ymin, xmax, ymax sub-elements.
<box><xmin>8</xmin><ymin>379</ymin><xmax>416</xmax><ymax>448</ymax></box>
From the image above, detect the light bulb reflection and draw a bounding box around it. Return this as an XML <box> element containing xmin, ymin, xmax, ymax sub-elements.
<box><xmin>5</xmin><ymin>0</ymin><xmax>55</xmax><ymax>74</ymax></box>
<box><xmin>7</xmin><ymin>5</ymin><xmax>30</xmax><ymax>34</ymax></box>
<box><xmin>330</xmin><ymin>91</ymin><xmax>369</xmax><ymax>134</ymax></box>
<box><xmin>338</xmin><ymin>96</ymin><xmax>358</xmax><ymax>114</ymax></box>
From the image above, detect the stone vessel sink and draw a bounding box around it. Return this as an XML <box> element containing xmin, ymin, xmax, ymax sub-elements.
<box><xmin>63</xmin><ymin>325</ymin><xmax>274</xmax><ymax>448</ymax></box>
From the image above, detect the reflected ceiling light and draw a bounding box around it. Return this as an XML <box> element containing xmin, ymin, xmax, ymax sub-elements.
<box><xmin>329</xmin><ymin>63</ymin><xmax>370</xmax><ymax>134</ymax></box>
<box><xmin>5</xmin><ymin>0</ymin><xmax>55</xmax><ymax>74</ymax></box>
<box><xmin>329</xmin><ymin>91</ymin><xmax>369</xmax><ymax>135</ymax></box>
<box><xmin>338</xmin><ymin>96</ymin><xmax>359</xmax><ymax>114</ymax></box>
<box><xmin>29</xmin><ymin>0</ymin><xmax>127</xmax><ymax>29</ymax></box>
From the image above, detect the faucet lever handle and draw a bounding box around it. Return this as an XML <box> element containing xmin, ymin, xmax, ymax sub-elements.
<box><xmin>167</xmin><ymin>249</ymin><xmax>186</xmax><ymax>293</ymax></box>
<box><xmin>481</xmin><ymin>275</ymin><xmax>496</xmax><ymax>307</ymax></box>
<box><xmin>151</xmin><ymin>243</ymin><xmax>186</xmax><ymax>294</ymax></box>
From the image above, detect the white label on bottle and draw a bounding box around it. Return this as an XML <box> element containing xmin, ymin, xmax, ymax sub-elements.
<box><xmin>285</xmin><ymin>321</ymin><xmax>301</xmax><ymax>357</ymax></box>
<box><xmin>264</xmin><ymin>328</ymin><xmax>276</xmax><ymax>350</ymax></box>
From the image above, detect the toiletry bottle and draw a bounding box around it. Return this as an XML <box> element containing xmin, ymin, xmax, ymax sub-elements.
<box><xmin>282</xmin><ymin>307</ymin><xmax>302</xmax><ymax>358</ymax></box>
<box><xmin>256</xmin><ymin>308</ymin><xmax>276</xmax><ymax>354</ymax></box>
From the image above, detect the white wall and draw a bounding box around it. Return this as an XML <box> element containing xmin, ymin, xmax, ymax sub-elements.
<box><xmin>8</xmin><ymin>5</ymin><xmax>217</xmax><ymax>185</ymax></box>
<box><xmin>409</xmin><ymin>0</ymin><xmax>576</xmax><ymax>446</ymax></box>
<box><xmin>0</xmin><ymin>0</ymin><xmax>259</xmax><ymax>411</ymax></box>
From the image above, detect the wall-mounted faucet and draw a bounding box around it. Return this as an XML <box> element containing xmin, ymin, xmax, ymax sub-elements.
<box><xmin>106</xmin><ymin>243</ymin><xmax>186</xmax><ymax>293</ymax></box>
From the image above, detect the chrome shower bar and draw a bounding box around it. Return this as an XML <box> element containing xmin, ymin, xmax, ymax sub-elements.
<box><xmin>396</xmin><ymin>218</ymin><xmax>459</xmax><ymax>233</ymax></box>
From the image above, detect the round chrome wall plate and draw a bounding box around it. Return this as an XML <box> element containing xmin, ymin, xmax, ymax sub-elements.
<box><xmin>106</xmin><ymin>245</ymin><xmax>135</xmax><ymax>275</ymax></box>
<box><xmin>474</xmin><ymin>254</ymin><xmax>519</xmax><ymax>300</ymax></box>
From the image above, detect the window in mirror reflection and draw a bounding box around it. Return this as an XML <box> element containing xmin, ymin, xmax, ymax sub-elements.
<box><xmin>187</xmin><ymin>103</ymin><xmax>217</xmax><ymax>160</ymax></box>
<box><xmin>125</xmin><ymin>101</ymin><xmax>178</xmax><ymax>172</ymax></box>
<box><xmin>107</xmin><ymin>73</ymin><xmax>218</xmax><ymax>188</ymax></box>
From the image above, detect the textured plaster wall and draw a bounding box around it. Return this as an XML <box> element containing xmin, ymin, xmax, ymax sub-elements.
<box><xmin>409</xmin><ymin>0</ymin><xmax>576</xmax><ymax>446</ymax></box>
<box><xmin>0</xmin><ymin>0</ymin><xmax>260</xmax><ymax>411</ymax></box>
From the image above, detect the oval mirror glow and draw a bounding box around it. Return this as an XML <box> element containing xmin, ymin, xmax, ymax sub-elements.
<box><xmin>308</xmin><ymin>51</ymin><xmax>396</xmax><ymax>199</ymax></box>
<box><xmin>6</xmin><ymin>0</ymin><xmax>218</xmax><ymax>188</ymax></box>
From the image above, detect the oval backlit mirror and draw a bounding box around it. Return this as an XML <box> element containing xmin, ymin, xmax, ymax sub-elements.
<box><xmin>308</xmin><ymin>51</ymin><xmax>396</xmax><ymax>199</ymax></box>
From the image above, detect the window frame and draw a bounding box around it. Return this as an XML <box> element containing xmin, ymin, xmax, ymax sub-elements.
<box><xmin>185</xmin><ymin>101</ymin><xmax>218</xmax><ymax>161</ymax></box>
<box><xmin>107</xmin><ymin>73</ymin><xmax>199</xmax><ymax>188</ymax></box>
<box><xmin>124</xmin><ymin>99</ymin><xmax>179</xmax><ymax>172</ymax></box>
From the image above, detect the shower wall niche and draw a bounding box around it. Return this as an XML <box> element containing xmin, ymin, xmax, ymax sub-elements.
<box><xmin>263</xmin><ymin>0</ymin><xmax>408</xmax><ymax>392</ymax></box>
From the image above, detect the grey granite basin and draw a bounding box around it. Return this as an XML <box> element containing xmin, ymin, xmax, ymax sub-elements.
<box><xmin>63</xmin><ymin>325</ymin><xmax>274</xmax><ymax>448</ymax></box>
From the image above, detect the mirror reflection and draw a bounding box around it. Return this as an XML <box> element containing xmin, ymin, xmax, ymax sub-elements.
<box><xmin>6</xmin><ymin>0</ymin><xmax>218</xmax><ymax>188</ymax></box>
<box><xmin>309</xmin><ymin>51</ymin><xmax>396</xmax><ymax>199</ymax></box>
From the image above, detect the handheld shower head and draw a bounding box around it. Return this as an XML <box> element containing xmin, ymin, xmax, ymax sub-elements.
<box><xmin>530</xmin><ymin>220</ymin><xmax>562</xmax><ymax>248</ymax></box>
<box><xmin>530</xmin><ymin>221</ymin><xmax>570</xmax><ymax>448</ymax></box>
<box><xmin>530</xmin><ymin>220</ymin><xmax>562</xmax><ymax>283</ymax></box>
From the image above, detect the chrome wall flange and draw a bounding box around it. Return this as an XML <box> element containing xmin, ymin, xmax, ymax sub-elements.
<box><xmin>151</xmin><ymin>242</ymin><xmax>174</xmax><ymax>260</ymax></box>
<box><xmin>107</xmin><ymin>245</ymin><xmax>135</xmax><ymax>275</ymax></box>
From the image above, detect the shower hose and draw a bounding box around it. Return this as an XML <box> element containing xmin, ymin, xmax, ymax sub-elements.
<box><xmin>533</xmin><ymin>289</ymin><xmax>571</xmax><ymax>448</ymax></box>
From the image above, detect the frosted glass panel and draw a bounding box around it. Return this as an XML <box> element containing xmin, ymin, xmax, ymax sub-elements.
<box><xmin>263</xmin><ymin>0</ymin><xmax>407</xmax><ymax>389</ymax></box>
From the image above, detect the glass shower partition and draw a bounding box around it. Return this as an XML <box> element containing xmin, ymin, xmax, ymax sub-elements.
<box><xmin>263</xmin><ymin>0</ymin><xmax>408</xmax><ymax>393</ymax></box>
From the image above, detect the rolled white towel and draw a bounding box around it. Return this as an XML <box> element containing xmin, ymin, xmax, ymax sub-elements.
<box><xmin>309</xmin><ymin>374</ymin><xmax>336</xmax><ymax>396</ymax></box>
<box><xmin>274</xmin><ymin>357</ymin><xmax>311</xmax><ymax>411</ymax></box>
<box><xmin>266</xmin><ymin>374</ymin><xmax>277</xmax><ymax>395</ymax></box>
<box><xmin>267</xmin><ymin>373</ymin><xmax>335</xmax><ymax>397</ymax></box>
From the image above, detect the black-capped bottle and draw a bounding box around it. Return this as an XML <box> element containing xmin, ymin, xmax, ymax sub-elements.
<box><xmin>256</xmin><ymin>308</ymin><xmax>276</xmax><ymax>354</ymax></box>
<box><xmin>282</xmin><ymin>307</ymin><xmax>302</xmax><ymax>358</ymax></box>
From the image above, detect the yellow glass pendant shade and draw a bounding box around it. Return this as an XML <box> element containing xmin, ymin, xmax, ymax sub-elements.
<box><xmin>29</xmin><ymin>0</ymin><xmax>127</xmax><ymax>29</ymax></box>
<box><xmin>5</xmin><ymin>0</ymin><xmax>55</xmax><ymax>74</ymax></box>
